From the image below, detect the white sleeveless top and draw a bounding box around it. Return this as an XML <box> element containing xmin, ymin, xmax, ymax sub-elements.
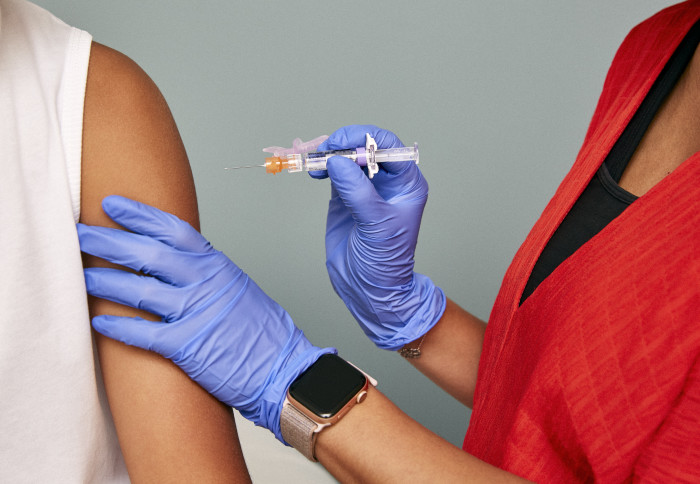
<box><xmin>0</xmin><ymin>2</ymin><xmax>337</xmax><ymax>481</ymax></box>
<box><xmin>0</xmin><ymin>1</ymin><xmax>128</xmax><ymax>481</ymax></box>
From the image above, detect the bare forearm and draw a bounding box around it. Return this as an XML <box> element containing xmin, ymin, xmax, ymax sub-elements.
<box><xmin>316</xmin><ymin>388</ymin><xmax>527</xmax><ymax>483</ymax></box>
<box><xmin>402</xmin><ymin>298</ymin><xmax>486</xmax><ymax>407</ymax></box>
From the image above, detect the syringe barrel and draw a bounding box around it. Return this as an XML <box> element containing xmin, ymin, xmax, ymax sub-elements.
<box><xmin>373</xmin><ymin>143</ymin><xmax>419</xmax><ymax>165</ymax></box>
<box><xmin>268</xmin><ymin>143</ymin><xmax>418</xmax><ymax>173</ymax></box>
<box><xmin>301</xmin><ymin>149</ymin><xmax>358</xmax><ymax>172</ymax></box>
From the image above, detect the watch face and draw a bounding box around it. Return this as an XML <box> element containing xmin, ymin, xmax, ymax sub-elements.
<box><xmin>289</xmin><ymin>354</ymin><xmax>367</xmax><ymax>419</ymax></box>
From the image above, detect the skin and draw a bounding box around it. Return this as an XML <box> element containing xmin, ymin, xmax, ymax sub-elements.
<box><xmin>619</xmin><ymin>43</ymin><xmax>700</xmax><ymax>196</ymax></box>
<box><xmin>314</xmin><ymin>300</ymin><xmax>533</xmax><ymax>483</ymax></box>
<box><xmin>80</xmin><ymin>42</ymin><xmax>251</xmax><ymax>483</ymax></box>
<box><xmin>404</xmin><ymin>298</ymin><xmax>486</xmax><ymax>408</ymax></box>
<box><xmin>308</xmin><ymin>40</ymin><xmax>700</xmax><ymax>483</ymax></box>
<box><xmin>80</xmin><ymin>21</ymin><xmax>700</xmax><ymax>484</ymax></box>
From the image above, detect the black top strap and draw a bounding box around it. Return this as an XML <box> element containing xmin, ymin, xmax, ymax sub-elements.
<box><xmin>520</xmin><ymin>20</ymin><xmax>700</xmax><ymax>305</ymax></box>
<box><xmin>606</xmin><ymin>20</ymin><xmax>700</xmax><ymax>181</ymax></box>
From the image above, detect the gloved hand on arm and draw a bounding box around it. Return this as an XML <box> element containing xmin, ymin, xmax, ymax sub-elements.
<box><xmin>77</xmin><ymin>195</ymin><xmax>335</xmax><ymax>443</ymax></box>
<box><xmin>316</xmin><ymin>125</ymin><xmax>446</xmax><ymax>350</ymax></box>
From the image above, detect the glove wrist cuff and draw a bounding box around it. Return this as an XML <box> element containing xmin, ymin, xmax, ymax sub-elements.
<box><xmin>374</xmin><ymin>277</ymin><xmax>446</xmax><ymax>351</ymax></box>
<box><xmin>243</xmin><ymin>345</ymin><xmax>337</xmax><ymax>443</ymax></box>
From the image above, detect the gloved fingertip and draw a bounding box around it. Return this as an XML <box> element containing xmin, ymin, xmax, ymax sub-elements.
<box><xmin>101</xmin><ymin>194</ymin><xmax>136</xmax><ymax>222</ymax></box>
<box><xmin>83</xmin><ymin>267</ymin><xmax>96</xmax><ymax>287</ymax></box>
<box><xmin>90</xmin><ymin>314</ymin><xmax>119</xmax><ymax>337</ymax></box>
<box><xmin>83</xmin><ymin>266</ymin><xmax>108</xmax><ymax>292</ymax></box>
<box><xmin>326</xmin><ymin>155</ymin><xmax>362</xmax><ymax>183</ymax></box>
<box><xmin>92</xmin><ymin>314</ymin><xmax>155</xmax><ymax>351</ymax></box>
<box><xmin>326</xmin><ymin>154</ymin><xmax>357</xmax><ymax>170</ymax></box>
<box><xmin>323</xmin><ymin>124</ymin><xmax>405</xmax><ymax>151</ymax></box>
<box><xmin>326</xmin><ymin>156</ymin><xmax>383</xmax><ymax>211</ymax></box>
<box><xmin>381</xmin><ymin>158</ymin><xmax>418</xmax><ymax>176</ymax></box>
<box><xmin>102</xmin><ymin>194</ymin><xmax>125</xmax><ymax>210</ymax></box>
<box><xmin>371</xmin><ymin>128</ymin><xmax>404</xmax><ymax>150</ymax></box>
<box><xmin>76</xmin><ymin>221</ymin><xmax>103</xmax><ymax>237</ymax></box>
<box><xmin>75</xmin><ymin>222</ymin><xmax>88</xmax><ymax>237</ymax></box>
<box><xmin>323</xmin><ymin>125</ymin><xmax>364</xmax><ymax>151</ymax></box>
<box><xmin>308</xmin><ymin>170</ymin><xmax>329</xmax><ymax>180</ymax></box>
<box><xmin>75</xmin><ymin>223</ymin><xmax>106</xmax><ymax>253</ymax></box>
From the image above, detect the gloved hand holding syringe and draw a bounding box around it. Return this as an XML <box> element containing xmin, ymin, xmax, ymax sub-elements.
<box><xmin>226</xmin><ymin>133</ymin><xmax>419</xmax><ymax>178</ymax></box>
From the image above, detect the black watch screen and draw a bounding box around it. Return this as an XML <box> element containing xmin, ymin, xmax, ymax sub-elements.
<box><xmin>288</xmin><ymin>354</ymin><xmax>367</xmax><ymax>419</ymax></box>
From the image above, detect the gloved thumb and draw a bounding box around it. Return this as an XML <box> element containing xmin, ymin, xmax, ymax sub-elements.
<box><xmin>326</xmin><ymin>155</ymin><xmax>384</xmax><ymax>224</ymax></box>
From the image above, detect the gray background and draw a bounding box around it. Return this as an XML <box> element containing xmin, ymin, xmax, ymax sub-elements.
<box><xmin>35</xmin><ymin>0</ymin><xmax>675</xmax><ymax>448</ymax></box>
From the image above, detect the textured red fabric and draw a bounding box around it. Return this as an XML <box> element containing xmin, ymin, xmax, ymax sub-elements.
<box><xmin>463</xmin><ymin>2</ymin><xmax>700</xmax><ymax>482</ymax></box>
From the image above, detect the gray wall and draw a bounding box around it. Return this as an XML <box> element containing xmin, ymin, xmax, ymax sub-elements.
<box><xmin>34</xmin><ymin>0</ymin><xmax>675</xmax><ymax>447</ymax></box>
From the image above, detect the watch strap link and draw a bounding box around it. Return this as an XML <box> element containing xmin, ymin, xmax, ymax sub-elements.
<box><xmin>280</xmin><ymin>401</ymin><xmax>323</xmax><ymax>461</ymax></box>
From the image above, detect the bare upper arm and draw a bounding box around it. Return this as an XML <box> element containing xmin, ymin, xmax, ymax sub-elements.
<box><xmin>81</xmin><ymin>41</ymin><xmax>250</xmax><ymax>482</ymax></box>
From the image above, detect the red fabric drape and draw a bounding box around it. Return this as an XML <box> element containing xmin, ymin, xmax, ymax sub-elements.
<box><xmin>464</xmin><ymin>2</ymin><xmax>700</xmax><ymax>481</ymax></box>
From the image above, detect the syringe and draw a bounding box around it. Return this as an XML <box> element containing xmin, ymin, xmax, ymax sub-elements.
<box><xmin>226</xmin><ymin>134</ymin><xmax>419</xmax><ymax>178</ymax></box>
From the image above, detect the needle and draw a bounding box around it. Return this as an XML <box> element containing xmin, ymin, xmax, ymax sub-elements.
<box><xmin>224</xmin><ymin>164</ymin><xmax>265</xmax><ymax>170</ymax></box>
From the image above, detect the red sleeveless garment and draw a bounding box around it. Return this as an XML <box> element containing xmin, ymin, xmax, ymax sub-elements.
<box><xmin>463</xmin><ymin>2</ymin><xmax>700</xmax><ymax>482</ymax></box>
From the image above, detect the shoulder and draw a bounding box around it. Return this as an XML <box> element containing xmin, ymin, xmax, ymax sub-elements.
<box><xmin>84</xmin><ymin>42</ymin><xmax>177</xmax><ymax>150</ymax></box>
<box><xmin>81</xmin><ymin>41</ymin><xmax>198</xmax><ymax>228</ymax></box>
<box><xmin>621</xmin><ymin>1</ymin><xmax>700</xmax><ymax>53</ymax></box>
<box><xmin>85</xmin><ymin>42</ymin><xmax>163</xmax><ymax>113</ymax></box>
<box><xmin>581</xmin><ymin>3</ymin><xmax>700</xmax><ymax>145</ymax></box>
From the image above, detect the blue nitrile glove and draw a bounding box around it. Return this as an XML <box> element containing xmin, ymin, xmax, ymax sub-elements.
<box><xmin>77</xmin><ymin>195</ymin><xmax>334</xmax><ymax>443</ymax></box>
<box><xmin>318</xmin><ymin>125</ymin><xmax>446</xmax><ymax>350</ymax></box>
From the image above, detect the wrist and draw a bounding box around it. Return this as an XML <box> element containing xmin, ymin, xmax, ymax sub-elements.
<box><xmin>280</xmin><ymin>354</ymin><xmax>377</xmax><ymax>461</ymax></box>
<box><xmin>238</xmin><ymin>339</ymin><xmax>337</xmax><ymax>444</ymax></box>
<box><xmin>398</xmin><ymin>332</ymin><xmax>428</xmax><ymax>359</ymax></box>
<box><xmin>374</xmin><ymin>276</ymin><xmax>447</xmax><ymax>351</ymax></box>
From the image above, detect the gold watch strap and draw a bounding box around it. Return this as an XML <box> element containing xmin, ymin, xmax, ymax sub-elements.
<box><xmin>280</xmin><ymin>400</ymin><xmax>323</xmax><ymax>461</ymax></box>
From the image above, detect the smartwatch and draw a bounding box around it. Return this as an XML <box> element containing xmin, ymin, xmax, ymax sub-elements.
<box><xmin>280</xmin><ymin>353</ymin><xmax>377</xmax><ymax>461</ymax></box>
